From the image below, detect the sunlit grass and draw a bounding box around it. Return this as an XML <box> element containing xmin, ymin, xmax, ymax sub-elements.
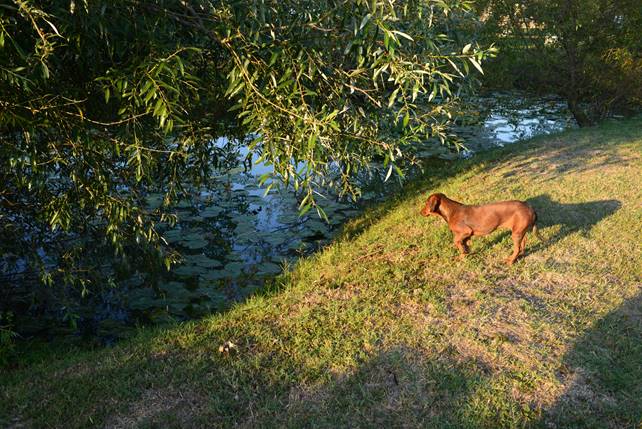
<box><xmin>1</xmin><ymin>116</ymin><xmax>641</xmax><ymax>428</ymax></box>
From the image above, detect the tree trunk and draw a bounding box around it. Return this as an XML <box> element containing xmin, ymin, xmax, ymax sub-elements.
<box><xmin>567</xmin><ymin>96</ymin><xmax>593</xmax><ymax>127</ymax></box>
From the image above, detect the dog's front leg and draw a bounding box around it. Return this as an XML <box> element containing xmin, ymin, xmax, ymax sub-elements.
<box><xmin>453</xmin><ymin>231</ymin><xmax>472</xmax><ymax>259</ymax></box>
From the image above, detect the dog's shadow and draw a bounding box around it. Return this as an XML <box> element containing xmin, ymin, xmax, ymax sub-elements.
<box><xmin>484</xmin><ymin>194</ymin><xmax>621</xmax><ymax>253</ymax></box>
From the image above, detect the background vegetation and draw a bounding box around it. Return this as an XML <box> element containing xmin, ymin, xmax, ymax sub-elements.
<box><xmin>2</xmin><ymin>1</ymin><xmax>641</xmax><ymax>425</ymax></box>
<box><xmin>475</xmin><ymin>0</ymin><xmax>642</xmax><ymax>125</ymax></box>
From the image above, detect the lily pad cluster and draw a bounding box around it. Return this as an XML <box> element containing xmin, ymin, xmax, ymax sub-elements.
<box><xmin>125</xmin><ymin>178</ymin><xmax>364</xmax><ymax>322</ymax></box>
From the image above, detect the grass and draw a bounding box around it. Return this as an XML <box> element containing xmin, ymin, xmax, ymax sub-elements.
<box><xmin>2</xmin><ymin>117</ymin><xmax>641</xmax><ymax>428</ymax></box>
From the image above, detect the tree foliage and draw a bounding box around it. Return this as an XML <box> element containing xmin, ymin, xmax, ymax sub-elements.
<box><xmin>0</xmin><ymin>1</ymin><xmax>490</xmax><ymax>315</ymax></box>
<box><xmin>475</xmin><ymin>0</ymin><xmax>642</xmax><ymax>125</ymax></box>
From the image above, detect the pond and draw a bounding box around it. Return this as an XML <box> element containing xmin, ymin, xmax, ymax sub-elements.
<box><xmin>17</xmin><ymin>92</ymin><xmax>578</xmax><ymax>340</ymax></box>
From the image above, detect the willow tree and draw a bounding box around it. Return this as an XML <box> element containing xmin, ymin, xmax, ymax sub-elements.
<box><xmin>0</xmin><ymin>0</ymin><xmax>490</xmax><ymax>296</ymax></box>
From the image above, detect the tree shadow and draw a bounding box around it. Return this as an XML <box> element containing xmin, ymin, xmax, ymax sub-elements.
<box><xmin>269</xmin><ymin>346</ymin><xmax>481</xmax><ymax>428</ymax></box>
<box><xmin>538</xmin><ymin>290</ymin><xmax>642</xmax><ymax>428</ymax></box>
<box><xmin>495</xmin><ymin>120</ymin><xmax>640</xmax><ymax>182</ymax></box>
<box><xmin>499</xmin><ymin>143</ymin><xmax>637</xmax><ymax>181</ymax></box>
<box><xmin>524</xmin><ymin>195</ymin><xmax>621</xmax><ymax>253</ymax></box>
<box><xmin>1</xmin><ymin>334</ymin><xmax>488</xmax><ymax>427</ymax></box>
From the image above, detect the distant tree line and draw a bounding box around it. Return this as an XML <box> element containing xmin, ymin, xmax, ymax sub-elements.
<box><xmin>475</xmin><ymin>0</ymin><xmax>642</xmax><ymax>125</ymax></box>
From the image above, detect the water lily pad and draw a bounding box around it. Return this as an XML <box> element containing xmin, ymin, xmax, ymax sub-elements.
<box><xmin>257</xmin><ymin>262</ymin><xmax>281</xmax><ymax>276</ymax></box>
<box><xmin>217</xmin><ymin>200</ymin><xmax>238</xmax><ymax>209</ymax></box>
<box><xmin>246</xmin><ymin>193</ymin><xmax>266</xmax><ymax>201</ymax></box>
<box><xmin>120</xmin><ymin>273</ymin><xmax>146</xmax><ymax>288</ymax></box>
<box><xmin>127</xmin><ymin>288</ymin><xmax>160</xmax><ymax>311</ymax></box>
<box><xmin>342</xmin><ymin>210</ymin><xmax>360</xmax><ymax>217</ymax></box>
<box><xmin>196</xmin><ymin>286</ymin><xmax>227</xmax><ymax>303</ymax></box>
<box><xmin>189</xmin><ymin>254</ymin><xmax>223</xmax><ymax>268</ymax></box>
<box><xmin>164</xmin><ymin>298</ymin><xmax>189</xmax><ymax>314</ymax></box>
<box><xmin>305</xmin><ymin>220</ymin><xmax>329</xmax><ymax>233</ymax></box>
<box><xmin>235</xmin><ymin>237</ymin><xmax>261</xmax><ymax>247</ymax></box>
<box><xmin>277</xmin><ymin>214</ymin><xmax>301</xmax><ymax>224</ymax></box>
<box><xmin>182</xmin><ymin>237</ymin><xmax>209</xmax><ymax>250</ymax></box>
<box><xmin>174</xmin><ymin>265</ymin><xmax>207</xmax><ymax>278</ymax></box>
<box><xmin>223</xmin><ymin>261</ymin><xmax>245</xmax><ymax>276</ymax></box>
<box><xmin>180</xmin><ymin>231</ymin><xmax>206</xmax><ymax>241</ymax></box>
<box><xmin>234</xmin><ymin>222</ymin><xmax>256</xmax><ymax>235</ymax></box>
<box><xmin>235</xmin><ymin>214</ymin><xmax>256</xmax><ymax>224</ymax></box>
<box><xmin>145</xmin><ymin>194</ymin><xmax>164</xmax><ymax>209</ymax></box>
<box><xmin>329</xmin><ymin>215</ymin><xmax>346</xmax><ymax>225</ymax></box>
<box><xmin>201</xmin><ymin>206</ymin><xmax>224</xmax><ymax>218</ymax></box>
<box><xmin>163</xmin><ymin>229</ymin><xmax>184</xmax><ymax>243</ymax></box>
<box><xmin>177</xmin><ymin>200</ymin><xmax>193</xmax><ymax>209</ymax></box>
<box><xmin>286</xmin><ymin>240</ymin><xmax>305</xmax><ymax>250</ymax></box>
<box><xmin>181</xmin><ymin>215</ymin><xmax>204</xmax><ymax>222</ymax></box>
<box><xmin>199</xmin><ymin>270</ymin><xmax>228</xmax><ymax>281</ymax></box>
<box><xmin>227</xmin><ymin>167</ymin><xmax>244</xmax><ymax>175</ymax></box>
<box><xmin>164</xmin><ymin>288</ymin><xmax>196</xmax><ymax>302</ymax></box>
<box><xmin>158</xmin><ymin>281</ymin><xmax>187</xmax><ymax>294</ymax></box>
<box><xmin>263</xmin><ymin>235</ymin><xmax>288</xmax><ymax>246</ymax></box>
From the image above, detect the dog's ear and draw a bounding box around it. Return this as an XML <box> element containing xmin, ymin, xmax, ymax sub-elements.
<box><xmin>428</xmin><ymin>194</ymin><xmax>441</xmax><ymax>212</ymax></box>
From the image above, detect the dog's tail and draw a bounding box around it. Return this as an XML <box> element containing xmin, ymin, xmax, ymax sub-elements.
<box><xmin>531</xmin><ymin>210</ymin><xmax>544</xmax><ymax>241</ymax></box>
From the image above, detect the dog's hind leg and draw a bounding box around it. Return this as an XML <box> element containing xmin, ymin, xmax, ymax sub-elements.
<box><xmin>519</xmin><ymin>234</ymin><xmax>527</xmax><ymax>256</ymax></box>
<box><xmin>506</xmin><ymin>231</ymin><xmax>525</xmax><ymax>265</ymax></box>
<box><xmin>464</xmin><ymin>236</ymin><xmax>473</xmax><ymax>254</ymax></box>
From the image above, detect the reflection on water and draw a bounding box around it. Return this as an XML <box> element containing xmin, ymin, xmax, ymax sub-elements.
<box><xmin>477</xmin><ymin>92</ymin><xmax>574</xmax><ymax>145</ymax></box>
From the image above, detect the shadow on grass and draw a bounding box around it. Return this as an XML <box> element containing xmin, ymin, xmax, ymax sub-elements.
<box><xmin>2</xmin><ymin>338</ymin><xmax>486</xmax><ymax>427</ymax></box>
<box><xmin>7</xmin><ymin>291</ymin><xmax>640</xmax><ymax>428</ymax></box>
<box><xmin>96</xmin><ymin>344</ymin><xmax>505</xmax><ymax>428</ymax></box>
<box><xmin>539</xmin><ymin>290</ymin><xmax>642</xmax><ymax>428</ymax></box>
<box><xmin>264</xmin><ymin>346</ymin><xmax>488</xmax><ymax>428</ymax></box>
<box><xmin>499</xmin><ymin>118</ymin><xmax>641</xmax><ymax>181</ymax></box>
<box><xmin>525</xmin><ymin>195</ymin><xmax>621</xmax><ymax>252</ymax></box>
<box><xmin>500</xmin><ymin>142</ymin><xmax>636</xmax><ymax>181</ymax></box>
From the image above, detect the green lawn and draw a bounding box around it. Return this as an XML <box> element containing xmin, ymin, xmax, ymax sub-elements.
<box><xmin>2</xmin><ymin>117</ymin><xmax>641</xmax><ymax>429</ymax></box>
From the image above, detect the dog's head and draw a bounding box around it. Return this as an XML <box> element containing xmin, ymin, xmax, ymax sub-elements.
<box><xmin>420</xmin><ymin>193</ymin><xmax>444</xmax><ymax>217</ymax></box>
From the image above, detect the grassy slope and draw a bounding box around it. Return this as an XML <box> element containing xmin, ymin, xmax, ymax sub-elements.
<box><xmin>2</xmin><ymin>117</ymin><xmax>641</xmax><ymax>429</ymax></box>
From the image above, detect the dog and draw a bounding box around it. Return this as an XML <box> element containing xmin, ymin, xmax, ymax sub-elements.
<box><xmin>420</xmin><ymin>193</ymin><xmax>540</xmax><ymax>265</ymax></box>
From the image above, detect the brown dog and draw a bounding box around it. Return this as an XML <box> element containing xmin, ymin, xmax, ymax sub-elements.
<box><xmin>420</xmin><ymin>193</ymin><xmax>539</xmax><ymax>265</ymax></box>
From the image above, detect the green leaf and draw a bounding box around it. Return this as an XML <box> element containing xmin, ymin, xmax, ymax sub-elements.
<box><xmin>388</xmin><ymin>88</ymin><xmax>399</xmax><ymax>108</ymax></box>
<box><xmin>469</xmin><ymin>57</ymin><xmax>484</xmax><ymax>74</ymax></box>
<box><xmin>392</xmin><ymin>30</ymin><xmax>414</xmax><ymax>42</ymax></box>
<box><xmin>359</xmin><ymin>14</ymin><xmax>372</xmax><ymax>31</ymax></box>
<box><xmin>299</xmin><ymin>202</ymin><xmax>313</xmax><ymax>216</ymax></box>
<box><xmin>384</xmin><ymin>164</ymin><xmax>393</xmax><ymax>182</ymax></box>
